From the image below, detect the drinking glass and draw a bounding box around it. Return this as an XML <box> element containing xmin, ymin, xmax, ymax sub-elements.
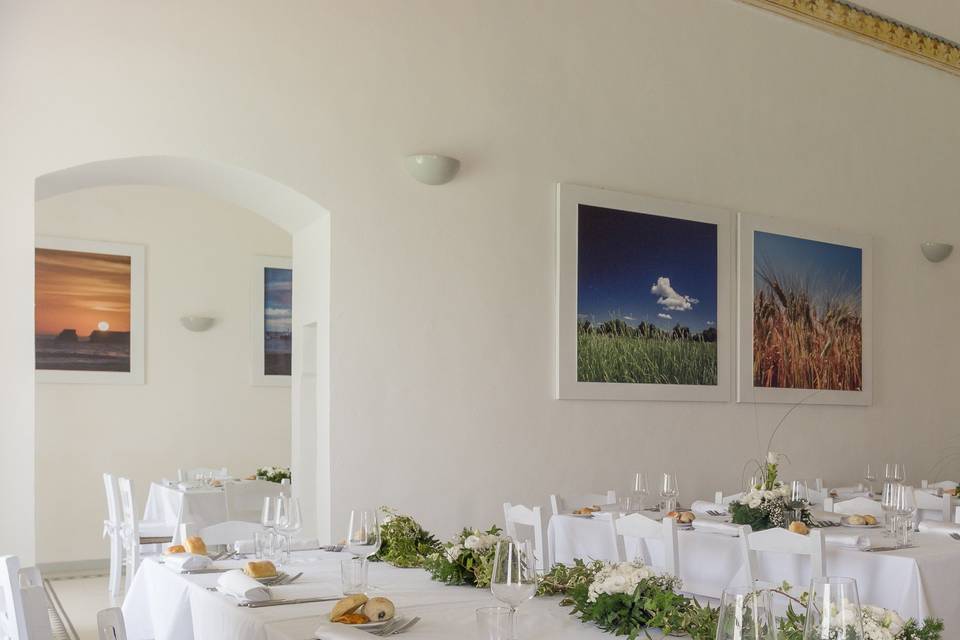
<box><xmin>261</xmin><ymin>496</ymin><xmax>278</xmax><ymax>532</ymax></box>
<box><xmin>893</xmin><ymin>463</ymin><xmax>906</xmax><ymax>483</ymax></box>
<box><xmin>346</xmin><ymin>508</ymin><xmax>382</xmax><ymax>559</ymax></box>
<box><xmin>490</xmin><ymin>539</ymin><xmax>537</xmax><ymax>634</ymax></box>
<box><xmin>715</xmin><ymin>584</ymin><xmax>777</xmax><ymax>640</ymax></box>
<box><xmin>880</xmin><ymin>481</ymin><xmax>898</xmax><ymax>536</ymax></box>
<box><xmin>660</xmin><ymin>472</ymin><xmax>679</xmax><ymax>512</ymax></box>
<box><xmin>893</xmin><ymin>484</ymin><xmax>916</xmax><ymax>547</ymax></box>
<box><xmin>633</xmin><ymin>472</ymin><xmax>649</xmax><ymax>511</ymax></box>
<box><xmin>789</xmin><ymin>480</ymin><xmax>807</xmax><ymax>523</ymax></box>
<box><xmin>276</xmin><ymin>496</ymin><xmax>303</xmax><ymax>563</ymax></box>
<box><xmin>340</xmin><ymin>557</ymin><xmax>369</xmax><ymax>595</ymax></box>
<box><xmin>884</xmin><ymin>463</ymin><xmax>893</xmax><ymax>482</ymax></box>
<box><xmin>476</xmin><ymin>606</ymin><xmax>514</xmax><ymax>640</ymax></box>
<box><xmin>864</xmin><ymin>464</ymin><xmax>876</xmax><ymax>493</ymax></box>
<box><xmin>802</xmin><ymin>577</ymin><xmax>865</xmax><ymax>640</ymax></box>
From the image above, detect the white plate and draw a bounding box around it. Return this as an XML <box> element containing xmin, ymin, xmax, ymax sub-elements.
<box><xmin>568</xmin><ymin>513</ymin><xmax>596</xmax><ymax>518</ymax></box>
<box><xmin>315</xmin><ymin>614</ymin><xmax>407</xmax><ymax>636</ymax></box>
<box><xmin>841</xmin><ymin>517</ymin><xmax>881</xmax><ymax>528</ymax></box>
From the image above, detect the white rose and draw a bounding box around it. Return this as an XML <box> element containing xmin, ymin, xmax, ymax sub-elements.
<box><xmin>748</xmin><ymin>497</ymin><xmax>762</xmax><ymax>508</ymax></box>
<box><xmin>463</xmin><ymin>535</ymin><xmax>482</xmax><ymax>550</ymax></box>
<box><xmin>445</xmin><ymin>543</ymin><xmax>462</xmax><ymax>561</ymax></box>
<box><xmin>767</xmin><ymin>451</ymin><xmax>780</xmax><ymax>465</ymax></box>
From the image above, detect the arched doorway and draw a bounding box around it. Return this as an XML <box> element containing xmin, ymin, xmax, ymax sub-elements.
<box><xmin>33</xmin><ymin>156</ymin><xmax>332</xmax><ymax>553</ymax></box>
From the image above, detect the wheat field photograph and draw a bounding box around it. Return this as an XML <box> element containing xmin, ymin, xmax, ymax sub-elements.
<box><xmin>577</xmin><ymin>204</ymin><xmax>718</xmax><ymax>386</ymax></box>
<box><xmin>752</xmin><ymin>231</ymin><xmax>863</xmax><ymax>392</ymax></box>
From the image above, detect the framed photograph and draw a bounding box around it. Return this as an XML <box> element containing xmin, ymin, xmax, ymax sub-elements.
<box><xmin>251</xmin><ymin>256</ymin><xmax>292</xmax><ymax>386</ymax></box>
<box><xmin>556</xmin><ymin>184</ymin><xmax>733</xmax><ymax>401</ymax></box>
<box><xmin>737</xmin><ymin>213</ymin><xmax>872</xmax><ymax>405</ymax></box>
<box><xmin>35</xmin><ymin>237</ymin><xmax>145</xmax><ymax>384</ymax></box>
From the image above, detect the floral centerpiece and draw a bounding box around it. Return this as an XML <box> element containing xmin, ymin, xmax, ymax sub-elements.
<box><xmin>421</xmin><ymin>526</ymin><xmax>502</xmax><ymax>588</ymax></box>
<box><xmin>372</xmin><ymin>506</ymin><xmax>440</xmax><ymax>568</ymax></box>
<box><xmin>255</xmin><ymin>466</ymin><xmax>291</xmax><ymax>483</ymax></box>
<box><xmin>728</xmin><ymin>452</ymin><xmax>813</xmax><ymax>531</ymax></box>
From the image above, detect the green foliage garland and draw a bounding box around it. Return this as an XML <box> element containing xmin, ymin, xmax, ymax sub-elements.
<box><xmin>372</xmin><ymin>506</ymin><xmax>440</xmax><ymax>568</ymax></box>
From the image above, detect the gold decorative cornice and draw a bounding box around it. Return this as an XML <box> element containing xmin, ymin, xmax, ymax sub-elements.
<box><xmin>738</xmin><ymin>0</ymin><xmax>960</xmax><ymax>77</ymax></box>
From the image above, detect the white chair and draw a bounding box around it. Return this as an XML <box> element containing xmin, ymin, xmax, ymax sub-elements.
<box><xmin>804</xmin><ymin>486</ymin><xmax>828</xmax><ymax>506</ymax></box>
<box><xmin>614</xmin><ymin>513</ymin><xmax>679</xmax><ymax>577</ymax></box>
<box><xmin>739</xmin><ymin>527</ymin><xmax>825</xmax><ymax>585</ymax></box>
<box><xmin>714</xmin><ymin>491</ymin><xmax>744</xmax><ymax>505</ymax></box>
<box><xmin>102</xmin><ymin>473</ymin><xmax>124</xmax><ymax>597</ymax></box>
<box><xmin>97</xmin><ymin>607</ymin><xmax>127</xmax><ymax>640</ymax></box>
<box><xmin>549</xmin><ymin>490</ymin><xmax>617</xmax><ymax>516</ymax></box>
<box><xmin>224</xmin><ymin>480</ymin><xmax>283</xmax><ymax>522</ymax></box>
<box><xmin>182</xmin><ymin>467</ymin><xmax>229</xmax><ymax>481</ymax></box>
<box><xmin>823</xmin><ymin>496</ymin><xmax>884</xmax><ymax>519</ymax></box>
<box><xmin>502</xmin><ymin>503</ymin><xmax>548</xmax><ymax>573</ymax></box>
<box><xmin>0</xmin><ymin>556</ymin><xmax>54</xmax><ymax>640</ymax></box>
<box><xmin>117</xmin><ymin>477</ymin><xmax>173</xmax><ymax>589</ymax></box>
<box><xmin>912</xmin><ymin>488</ymin><xmax>951</xmax><ymax>523</ymax></box>
<box><xmin>179</xmin><ymin>520</ymin><xmax>266</xmax><ymax>547</ymax></box>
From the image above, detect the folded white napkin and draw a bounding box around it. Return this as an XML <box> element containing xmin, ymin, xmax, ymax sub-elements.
<box><xmin>234</xmin><ymin>537</ymin><xmax>320</xmax><ymax>555</ymax></box>
<box><xmin>314</xmin><ymin>623</ymin><xmax>373</xmax><ymax>640</ymax></box>
<box><xmin>217</xmin><ymin>569</ymin><xmax>271</xmax><ymax>603</ymax></box>
<box><xmin>823</xmin><ymin>532</ymin><xmax>870</xmax><ymax>550</ymax></box>
<box><xmin>931</xmin><ymin>481</ymin><xmax>959</xmax><ymax>489</ymax></box>
<box><xmin>177</xmin><ymin>481</ymin><xmax>203</xmax><ymax>491</ymax></box>
<box><xmin>691</xmin><ymin>520</ymin><xmax>741</xmax><ymax>536</ymax></box>
<box><xmin>691</xmin><ymin>501</ymin><xmax>727</xmax><ymax>515</ymax></box>
<box><xmin>918</xmin><ymin>521</ymin><xmax>960</xmax><ymax>536</ymax></box>
<box><xmin>163</xmin><ymin>553</ymin><xmax>212</xmax><ymax>572</ymax></box>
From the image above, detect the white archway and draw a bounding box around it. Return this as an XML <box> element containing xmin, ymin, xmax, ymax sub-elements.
<box><xmin>34</xmin><ymin>155</ymin><xmax>332</xmax><ymax>544</ymax></box>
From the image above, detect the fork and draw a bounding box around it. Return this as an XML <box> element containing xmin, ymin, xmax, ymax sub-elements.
<box><xmin>383</xmin><ymin>617</ymin><xmax>421</xmax><ymax>636</ymax></box>
<box><xmin>949</xmin><ymin>533</ymin><xmax>960</xmax><ymax>541</ymax></box>
<box><xmin>706</xmin><ymin>510</ymin><xmax>726</xmax><ymax>517</ymax></box>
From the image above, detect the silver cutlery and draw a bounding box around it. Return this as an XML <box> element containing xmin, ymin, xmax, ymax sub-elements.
<box><xmin>383</xmin><ymin>617</ymin><xmax>421</xmax><ymax>636</ymax></box>
<box><xmin>949</xmin><ymin>533</ymin><xmax>960</xmax><ymax>541</ymax></box>
<box><xmin>706</xmin><ymin>510</ymin><xmax>727</xmax><ymax>517</ymax></box>
<box><xmin>373</xmin><ymin>619</ymin><xmax>405</xmax><ymax>636</ymax></box>
<box><xmin>183</xmin><ymin>568</ymin><xmax>231</xmax><ymax>575</ymax></box>
<box><xmin>269</xmin><ymin>571</ymin><xmax>303</xmax><ymax>586</ymax></box>
<box><xmin>239</xmin><ymin>595</ymin><xmax>343</xmax><ymax>608</ymax></box>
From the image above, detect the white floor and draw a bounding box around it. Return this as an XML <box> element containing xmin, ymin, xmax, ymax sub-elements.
<box><xmin>46</xmin><ymin>573</ymin><xmax>117</xmax><ymax>639</ymax></box>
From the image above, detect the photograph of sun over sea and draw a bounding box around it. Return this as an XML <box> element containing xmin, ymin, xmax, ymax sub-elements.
<box><xmin>264</xmin><ymin>267</ymin><xmax>292</xmax><ymax>376</ymax></box>
<box><xmin>576</xmin><ymin>204</ymin><xmax>718</xmax><ymax>385</ymax></box>
<box><xmin>753</xmin><ymin>231</ymin><xmax>863</xmax><ymax>391</ymax></box>
<box><xmin>35</xmin><ymin>248</ymin><xmax>132</xmax><ymax>372</ymax></box>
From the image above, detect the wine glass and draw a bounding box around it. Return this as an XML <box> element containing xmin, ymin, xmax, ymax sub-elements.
<box><xmin>893</xmin><ymin>463</ymin><xmax>906</xmax><ymax>483</ymax></box>
<box><xmin>633</xmin><ymin>472</ymin><xmax>649</xmax><ymax>511</ymax></box>
<box><xmin>802</xmin><ymin>577</ymin><xmax>865</xmax><ymax>639</ymax></box>
<box><xmin>660</xmin><ymin>473</ymin><xmax>679</xmax><ymax>512</ymax></box>
<box><xmin>864</xmin><ymin>464</ymin><xmax>876</xmax><ymax>493</ymax></box>
<box><xmin>716</xmin><ymin>584</ymin><xmax>777</xmax><ymax>640</ymax></box>
<box><xmin>789</xmin><ymin>480</ymin><xmax>807</xmax><ymax>522</ymax></box>
<box><xmin>261</xmin><ymin>496</ymin><xmax>278</xmax><ymax>531</ymax></box>
<box><xmin>893</xmin><ymin>484</ymin><xmax>916</xmax><ymax>547</ymax></box>
<box><xmin>276</xmin><ymin>496</ymin><xmax>303</xmax><ymax>563</ymax></box>
<box><xmin>880</xmin><ymin>481</ymin><xmax>898</xmax><ymax>535</ymax></box>
<box><xmin>346</xmin><ymin>509</ymin><xmax>381</xmax><ymax>559</ymax></box>
<box><xmin>490</xmin><ymin>539</ymin><xmax>537</xmax><ymax>634</ymax></box>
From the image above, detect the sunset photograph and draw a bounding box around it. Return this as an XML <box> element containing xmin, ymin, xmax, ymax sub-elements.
<box><xmin>35</xmin><ymin>247</ymin><xmax>132</xmax><ymax>372</ymax></box>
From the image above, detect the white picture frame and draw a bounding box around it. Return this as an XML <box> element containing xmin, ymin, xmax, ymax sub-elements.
<box><xmin>251</xmin><ymin>255</ymin><xmax>292</xmax><ymax>387</ymax></box>
<box><xmin>35</xmin><ymin>236</ymin><xmax>146</xmax><ymax>385</ymax></box>
<box><xmin>556</xmin><ymin>184</ymin><xmax>733</xmax><ymax>402</ymax></box>
<box><xmin>737</xmin><ymin>213</ymin><xmax>873</xmax><ymax>405</ymax></box>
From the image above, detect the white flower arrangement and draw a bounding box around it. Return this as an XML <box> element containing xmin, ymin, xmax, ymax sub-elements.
<box><xmin>255</xmin><ymin>466</ymin><xmax>291</xmax><ymax>483</ymax></box>
<box><xmin>586</xmin><ymin>561</ymin><xmax>656</xmax><ymax>602</ymax></box>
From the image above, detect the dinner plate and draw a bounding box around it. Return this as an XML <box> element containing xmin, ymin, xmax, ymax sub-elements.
<box><xmin>568</xmin><ymin>513</ymin><xmax>596</xmax><ymax>518</ymax></box>
<box><xmin>315</xmin><ymin>614</ymin><xmax>408</xmax><ymax>636</ymax></box>
<box><xmin>841</xmin><ymin>517</ymin><xmax>881</xmax><ymax>528</ymax></box>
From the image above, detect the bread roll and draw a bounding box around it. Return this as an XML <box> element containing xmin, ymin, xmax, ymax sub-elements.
<box><xmin>363</xmin><ymin>597</ymin><xmax>395</xmax><ymax>622</ymax></box>
<box><xmin>788</xmin><ymin>521</ymin><xmax>809</xmax><ymax>535</ymax></box>
<box><xmin>330</xmin><ymin>594</ymin><xmax>368</xmax><ymax>621</ymax></box>
<box><xmin>846</xmin><ymin>515</ymin><xmax>866</xmax><ymax>526</ymax></box>
<box><xmin>165</xmin><ymin>544</ymin><xmax>186</xmax><ymax>554</ymax></box>
<box><xmin>863</xmin><ymin>514</ymin><xmax>878</xmax><ymax>525</ymax></box>
<box><xmin>243</xmin><ymin>560</ymin><xmax>278</xmax><ymax>578</ymax></box>
<box><xmin>184</xmin><ymin>536</ymin><xmax>207</xmax><ymax>555</ymax></box>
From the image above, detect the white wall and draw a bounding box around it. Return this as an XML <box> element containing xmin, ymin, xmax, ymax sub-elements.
<box><xmin>3</xmin><ymin>1</ymin><xmax>960</xmax><ymax>559</ymax></box>
<box><xmin>35</xmin><ymin>186</ymin><xmax>292</xmax><ymax>563</ymax></box>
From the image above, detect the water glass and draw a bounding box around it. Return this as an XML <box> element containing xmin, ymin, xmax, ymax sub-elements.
<box><xmin>254</xmin><ymin>530</ymin><xmax>277</xmax><ymax>561</ymax></box>
<box><xmin>893</xmin><ymin>484</ymin><xmax>916</xmax><ymax>546</ymax></box>
<box><xmin>802</xmin><ymin>577</ymin><xmax>865</xmax><ymax>639</ymax></box>
<box><xmin>715</xmin><ymin>584</ymin><xmax>777</xmax><ymax>640</ymax></box>
<box><xmin>880</xmin><ymin>481</ymin><xmax>897</xmax><ymax>534</ymax></box>
<box><xmin>660</xmin><ymin>472</ymin><xmax>679</xmax><ymax>512</ymax></box>
<box><xmin>476</xmin><ymin>606</ymin><xmax>514</xmax><ymax>640</ymax></box>
<box><xmin>340</xmin><ymin>557</ymin><xmax>369</xmax><ymax>595</ymax></box>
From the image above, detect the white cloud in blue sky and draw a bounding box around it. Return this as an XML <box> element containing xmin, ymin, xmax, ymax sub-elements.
<box><xmin>650</xmin><ymin>276</ymin><xmax>699</xmax><ymax>312</ymax></box>
<box><xmin>657</xmin><ymin>313</ymin><xmax>672</xmax><ymax>320</ymax></box>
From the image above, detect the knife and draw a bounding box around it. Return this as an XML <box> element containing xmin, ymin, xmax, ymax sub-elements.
<box><xmin>239</xmin><ymin>595</ymin><xmax>343</xmax><ymax>608</ymax></box>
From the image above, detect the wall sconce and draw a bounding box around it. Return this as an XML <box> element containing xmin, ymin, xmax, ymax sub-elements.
<box><xmin>404</xmin><ymin>154</ymin><xmax>460</xmax><ymax>185</ymax></box>
<box><xmin>921</xmin><ymin>241</ymin><xmax>953</xmax><ymax>263</ymax></box>
<box><xmin>180</xmin><ymin>316</ymin><xmax>216</xmax><ymax>332</ymax></box>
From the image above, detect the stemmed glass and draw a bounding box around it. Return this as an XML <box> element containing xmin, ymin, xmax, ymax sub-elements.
<box><xmin>893</xmin><ymin>463</ymin><xmax>906</xmax><ymax>483</ymax></box>
<box><xmin>342</xmin><ymin>508</ymin><xmax>381</xmax><ymax>594</ymax></box>
<box><xmin>884</xmin><ymin>463</ymin><xmax>894</xmax><ymax>482</ymax></box>
<box><xmin>660</xmin><ymin>473</ymin><xmax>679</xmax><ymax>512</ymax></box>
<box><xmin>276</xmin><ymin>496</ymin><xmax>303</xmax><ymax>564</ymax></box>
<box><xmin>490</xmin><ymin>539</ymin><xmax>537</xmax><ymax>637</ymax></box>
<box><xmin>864</xmin><ymin>464</ymin><xmax>876</xmax><ymax>493</ymax></box>
<box><xmin>880</xmin><ymin>481</ymin><xmax>898</xmax><ymax>536</ymax></box>
<box><xmin>260</xmin><ymin>496</ymin><xmax>280</xmax><ymax>560</ymax></box>
<box><xmin>632</xmin><ymin>472</ymin><xmax>649</xmax><ymax>511</ymax></box>
<box><xmin>893</xmin><ymin>484</ymin><xmax>916</xmax><ymax>547</ymax></box>
<box><xmin>789</xmin><ymin>480</ymin><xmax>807</xmax><ymax>523</ymax></box>
<box><xmin>716</xmin><ymin>584</ymin><xmax>777</xmax><ymax>640</ymax></box>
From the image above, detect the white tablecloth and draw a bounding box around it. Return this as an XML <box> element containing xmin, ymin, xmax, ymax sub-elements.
<box><xmin>547</xmin><ymin>512</ymin><xmax>960</xmax><ymax>630</ymax></box>
<box><xmin>123</xmin><ymin>552</ymin><xmax>678</xmax><ymax>640</ymax></box>
<box><xmin>143</xmin><ymin>483</ymin><xmax>229</xmax><ymax>543</ymax></box>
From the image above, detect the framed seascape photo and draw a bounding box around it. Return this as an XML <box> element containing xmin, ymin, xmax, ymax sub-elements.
<box><xmin>35</xmin><ymin>237</ymin><xmax>146</xmax><ymax>384</ymax></box>
<box><xmin>737</xmin><ymin>214</ymin><xmax>872</xmax><ymax>405</ymax></box>
<box><xmin>251</xmin><ymin>256</ymin><xmax>292</xmax><ymax>386</ymax></box>
<box><xmin>556</xmin><ymin>184</ymin><xmax>733</xmax><ymax>401</ymax></box>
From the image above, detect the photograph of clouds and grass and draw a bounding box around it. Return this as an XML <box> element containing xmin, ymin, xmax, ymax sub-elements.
<box><xmin>753</xmin><ymin>231</ymin><xmax>862</xmax><ymax>391</ymax></box>
<box><xmin>576</xmin><ymin>204</ymin><xmax>718</xmax><ymax>385</ymax></box>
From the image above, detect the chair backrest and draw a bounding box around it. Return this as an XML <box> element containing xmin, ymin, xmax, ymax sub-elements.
<box><xmin>549</xmin><ymin>490</ymin><xmax>617</xmax><ymax>516</ymax></box>
<box><xmin>804</xmin><ymin>486</ymin><xmax>828</xmax><ymax>506</ymax></box>
<box><xmin>103</xmin><ymin>473</ymin><xmax>121</xmax><ymax>526</ymax></box>
<box><xmin>502</xmin><ymin>503</ymin><xmax>547</xmax><ymax>573</ymax></box>
<box><xmin>913</xmin><ymin>488</ymin><xmax>951</xmax><ymax>522</ymax></box>
<box><xmin>224</xmin><ymin>480</ymin><xmax>283</xmax><ymax>522</ymax></box>
<box><xmin>739</xmin><ymin>527</ymin><xmax>825</xmax><ymax>585</ymax></box>
<box><xmin>116</xmin><ymin>477</ymin><xmax>139</xmax><ymax>539</ymax></box>
<box><xmin>97</xmin><ymin>607</ymin><xmax>127</xmax><ymax>640</ymax></box>
<box><xmin>824</xmin><ymin>496</ymin><xmax>884</xmax><ymax>519</ymax></box>
<box><xmin>714</xmin><ymin>491</ymin><xmax>744</xmax><ymax>505</ymax></box>
<box><xmin>0</xmin><ymin>556</ymin><xmax>28</xmax><ymax>640</ymax></box>
<box><xmin>179</xmin><ymin>520</ymin><xmax>266</xmax><ymax>547</ymax></box>
<box><xmin>614</xmin><ymin>513</ymin><xmax>679</xmax><ymax>577</ymax></box>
